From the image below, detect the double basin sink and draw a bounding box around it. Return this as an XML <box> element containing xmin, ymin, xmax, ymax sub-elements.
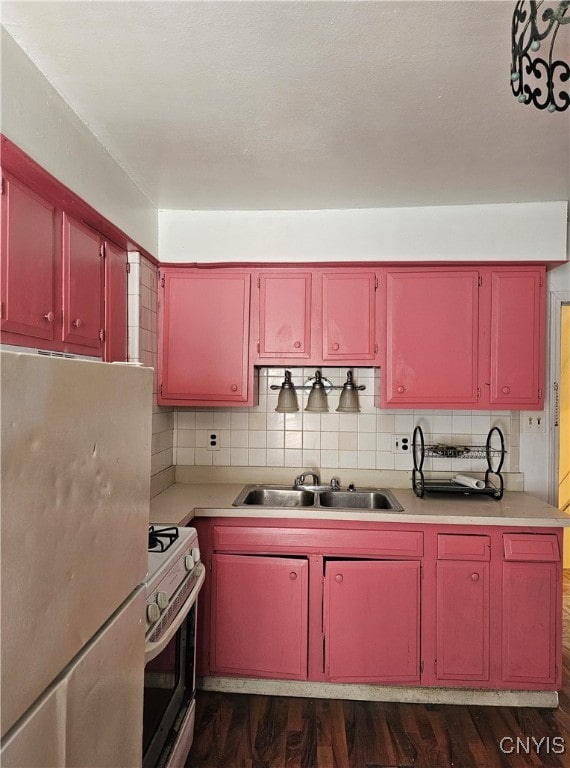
<box><xmin>232</xmin><ymin>485</ymin><xmax>404</xmax><ymax>512</ymax></box>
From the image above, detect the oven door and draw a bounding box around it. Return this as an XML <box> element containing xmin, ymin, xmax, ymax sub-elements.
<box><xmin>143</xmin><ymin>564</ymin><xmax>205</xmax><ymax>768</ymax></box>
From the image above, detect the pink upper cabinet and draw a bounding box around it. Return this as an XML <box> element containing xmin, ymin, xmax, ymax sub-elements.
<box><xmin>1</xmin><ymin>174</ymin><xmax>56</xmax><ymax>342</ymax></box>
<box><xmin>103</xmin><ymin>240</ymin><xmax>128</xmax><ymax>363</ymax></box>
<box><xmin>62</xmin><ymin>214</ymin><xmax>103</xmax><ymax>349</ymax></box>
<box><xmin>257</xmin><ymin>271</ymin><xmax>312</xmax><ymax>359</ymax></box>
<box><xmin>384</xmin><ymin>269</ymin><xmax>480</xmax><ymax>406</ymax></box>
<box><xmin>322</xmin><ymin>271</ymin><xmax>378</xmax><ymax>361</ymax></box>
<box><xmin>159</xmin><ymin>268</ymin><xmax>253</xmax><ymax>405</ymax></box>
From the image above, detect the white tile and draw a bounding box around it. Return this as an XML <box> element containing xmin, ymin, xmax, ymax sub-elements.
<box><xmin>376</xmin><ymin>433</ymin><xmax>392</xmax><ymax>451</ymax></box>
<box><xmin>320</xmin><ymin>449</ymin><xmax>339</xmax><ymax>468</ymax></box>
<box><xmin>358</xmin><ymin>432</ymin><xmax>376</xmax><ymax>451</ymax></box>
<box><xmin>432</xmin><ymin>413</ymin><xmax>453</xmax><ymax>433</ymax></box>
<box><xmin>213</xmin><ymin>411</ymin><xmax>232</xmax><ymax>429</ymax></box>
<box><xmin>395</xmin><ymin>413</ymin><xmax>415</xmax><ymax>432</ymax></box>
<box><xmin>231</xmin><ymin>412</ymin><xmax>249</xmax><ymax>430</ymax></box>
<box><xmin>248</xmin><ymin>448</ymin><xmax>267</xmax><ymax>465</ymax></box>
<box><xmin>267</xmin><ymin>412</ymin><xmax>285</xmax><ymax>430</ymax></box>
<box><xmin>320</xmin><ymin>431</ymin><xmax>339</xmax><ymax>450</ymax></box>
<box><xmin>248</xmin><ymin>412</ymin><xmax>267</xmax><ymax>430</ymax></box>
<box><xmin>153</xmin><ymin>411</ymin><xmax>174</xmax><ymax>433</ymax></box>
<box><xmin>285</xmin><ymin>431</ymin><xmax>302</xmax><ymax>449</ymax></box>
<box><xmin>284</xmin><ymin>412</ymin><xmax>303</xmax><ymax>430</ymax></box>
<box><xmin>377</xmin><ymin>451</ymin><xmax>395</xmax><ymax>470</ymax></box>
<box><xmin>338</xmin><ymin>450</ymin><xmax>357</xmax><ymax>469</ymax></box>
<box><xmin>249</xmin><ymin>431</ymin><xmax>267</xmax><ymax>448</ymax></box>
<box><xmin>213</xmin><ymin>448</ymin><xmax>231</xmax><ymax>466</ymax></box>
<box><xmin>195</xmin><ymin>411</ymin><xmax>214</xmax><ymax>429</ymax></box>
<box><xmin>338</xmin><ymin>413</ymin><xmax>358</xmax><ymax>430</ymax></box>
<box><xmin>230</xmin><ymin>448</ymin><xmax>249</xmax><ymax>466</ymax></box>
<box><xmin>358</xmin><ymin>414</ymin><xmax>376</xmax><ymax>432</ymax></box>
<box><xmin>177</xmin><ymin>411</ymin><xmax>196</xmax><ymax>429</ymax></box>
<box><xmin>267</xmin><ymin>431</ymin><xmax>285</xmax><ymax>449</ymax></box>
<box><xmin>376</xmin><ymin>413</ymin><xmax>395</xmax><ymax>433</ymax></box>
<box><xmin>472</xmin><ymin>414</ymin><xmax>491</xmax><ymax>434</ymax></box>
<box><xmin>230</xmin><ymin>430</ymin><xmax>249</xmax><ymax>448</ymax></box>
<box><xmin>196</xmin><ymin>429</ymin><xmax>213</xmax><ymax>448</ymax></box>
<box><xmin>302</xmin><ymin>449</ymin><xmax>320</xmax><ymax>466</ymax></box>
<box><xmin>303</xmin><ymin>431</ymin><xmax>320</xmax><ymax>450</ymax></box>
<box><xmin>267</xmin><ymin>449</ymin><xmax>285</xmax><ymax>466</ymax></box>
<box><xmin>303</xmin><ymin>413</ymin><xmax>321</xmax><ymax>431</ymax></box>
<box><xmin>358</xmin><ymin>394</ymin><xmax>376</xmax><ymax>414</ymax></box>
<box><xmin>177</xmin><ymin>428</ymin><xmax>196</xmax><ymax>448</ymax></box>
<box><xmin>321</xmin><ymin>413</ymin><xmax>340</xmax><ymax>432</ymax></box>
<box><xmin>284</xmin><ymin>449</ymin><xmax>303</xmax><ymax>467</ymax></box>
<box><xmin>358</xmin><ymin>451</ymin><xmax>376</xmax><ymax>469</ymax></box>
<box><xmin>195</xmin><ymin>448</ymin><xmax>213</xmax><ymax>465</ymax></box>
<box><xmin>339</xmin><ymin>432</ymin><xmax>357</xmax><ymax>451</ymax></box>
<box><xmin>394</xmin><ymin>453</ymin><xmax>413</xmax><ymax>470</ymax></box>
<box><xmin>452</xmin><ymin>414</ymin><xmax>472</xmax><ymax>434</ymax></box>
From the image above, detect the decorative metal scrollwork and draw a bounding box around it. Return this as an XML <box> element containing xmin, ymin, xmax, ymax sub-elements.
<box><xmin>511</xmin><ymin>0</ymin><xmax>570</xmax><ymax>111</ymax></box>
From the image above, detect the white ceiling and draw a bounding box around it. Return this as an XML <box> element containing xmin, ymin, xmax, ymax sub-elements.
<box><xmin>2</xmin><ymin>0</ymin><xmax>569</xmax><ymax>211</ymax></box>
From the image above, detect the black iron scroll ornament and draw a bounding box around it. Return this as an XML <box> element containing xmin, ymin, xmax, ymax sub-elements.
<box><xmin>511</xmin><ymin>0</ymin><xmax>570</xmax><ymax>111</ymax></box>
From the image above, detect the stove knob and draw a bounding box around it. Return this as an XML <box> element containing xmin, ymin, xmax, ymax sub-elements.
<box><xmin>192</xmin><ymin>547</ymin><xmax>201</xmax><ymax>564</ymax></box>
<box><xmin>156</xmin><ymin>591</ymin><xmax>169</xmax><ymax>611</ymax></box>
<box><xmin>184</xmin><ymin>554</ymin><xmax>193</xmax><ymax>571</ymax></box>
<box><xmin>147</xmin><ymin>602</ymin><xmax>160</xmax><ymax>623</ymax></box>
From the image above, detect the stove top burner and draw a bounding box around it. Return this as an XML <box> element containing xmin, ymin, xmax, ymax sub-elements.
<box><xmin>148</xmin><ymin>525</ymin><xmax>179</xmax><ymax>553</ymax></box>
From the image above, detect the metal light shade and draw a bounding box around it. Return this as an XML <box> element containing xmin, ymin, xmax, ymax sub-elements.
<box><xmin>305</xmin><ymin>370</ymin><xmax>328</xmax><ymax>412</ymax></box>
<box><xmin>275</xmin><ymin>370</ymin><xmax>299</xmax><ymax>413</ymax></box>
<box><xmin>336</xmin><ymin>370</ymin><xmax>360</xmax><ymax>413</ymax></box>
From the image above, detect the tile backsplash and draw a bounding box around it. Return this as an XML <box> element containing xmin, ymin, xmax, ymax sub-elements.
<box><xmin>174</xmin><ymin>367</ymin><xmax>518</xmax><ymax>475</ymax></box>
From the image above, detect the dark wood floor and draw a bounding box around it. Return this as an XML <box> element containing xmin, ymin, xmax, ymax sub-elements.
<box><xmin>186</xmin><ymin>574</ymin><xmax>570</xmax><ymax>768</ymax></box>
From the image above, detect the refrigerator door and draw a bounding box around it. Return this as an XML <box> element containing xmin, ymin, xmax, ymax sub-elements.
<box><xmin>1</xmin><ymin>351</ymin><xmax>152</xmax><ymax>735</ymax></box>
<box><xmin>1</xmin><ymin>588</ymin><xmax>145</xmax><ymax>768</ymax></box>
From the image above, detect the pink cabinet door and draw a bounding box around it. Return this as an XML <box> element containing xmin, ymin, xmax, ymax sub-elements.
<box><xmin>324</xmin><ymin>560</ymin><xmax>420</xmax><ymax>682</ymax></box>
<box><xmin>211</xmin><ymin>554</ymin><xmax>308</xmax><ymax>679</ymax></box>
<box><xmin>489</xmin><ymin>269</ymin><xmax>545</xmax><ymax>407</ymax></box>
<box><xmin>62</xmin><ymin>214</ymin><xmax>102</xmax><ymax>349</ymax></box>
<box><xmin>384</xmin><ymin>270</ymin><xmax>480</xmax><ymax>405</ymax></box>
<box><xmin>502</xmin><ymin>562</ymin><xmax>560</xmax><ymax>686</ymax></box>
<box><xmin>436</xmin><ymin>561</ymin><xmax>490</xmax><ymax>681</ymax></box>
<box><xmin>159</xmin><ymin>270</ymin><xmax>251</xmax><ymax>404</ymax></box>
<box><xmin>0</xmin><ymin>175</ymin><xmax>56</xmax><ymax>341</ymax></box>
<box><xmin>257</xmin><ymin>272</ymin><xmax>312</xmax><ymax>359</ymax></box>
<box><xmin>103</xmin><ymin>240</ymin><xmax>128</xmax><ymax>362</ymax></box>
<box><xmin>322</xmin><ymin>272</ymin><xmax>378</xmax><ymax>361</ymax></box>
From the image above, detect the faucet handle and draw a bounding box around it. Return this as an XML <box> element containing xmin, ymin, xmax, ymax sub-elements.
<box><xmin>330</xmin><ymin>477</ymin><xmax>341</xmax><ymax>490</ymax></box>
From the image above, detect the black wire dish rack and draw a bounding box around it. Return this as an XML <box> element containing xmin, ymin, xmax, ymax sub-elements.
<box><xmin>412</xmin><ymin>425</ymin><xmax>505</xmax><ymax>500</ymax></box>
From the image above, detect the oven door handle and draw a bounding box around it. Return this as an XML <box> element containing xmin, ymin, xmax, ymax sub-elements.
<box><xmin>145</xmin><ymin>563</ymin><xmax>205</xmax><ymax>663</ymax></box>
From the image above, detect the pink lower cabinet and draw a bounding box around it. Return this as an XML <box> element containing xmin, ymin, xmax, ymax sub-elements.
<box><xmin>211</xmin><ymin>553</ymin><xmax>309</xmax><ymax>679</ymax></box>
<box><xmin>324</xmin><ymin>560</ymin><xmax>420</xmax><ymax>682</ymax></box>
<box><xmin>501</xmin><ymin>533</ymin><xmax>561</xmax><ymax>688</ymax></box>
<box><xmin>435</xmin><ymin>534</ymin><xmax>490</xmax><ymax>683</ymax></box>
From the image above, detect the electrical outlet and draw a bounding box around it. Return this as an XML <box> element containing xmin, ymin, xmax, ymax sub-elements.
<box><xmin>391</xmin><ymin>435</ymin><xmax>411</xmax><ymax>453</ymax></box>
<box><xmin>522</xmin><ymin>412</ymin><xmax>546</xmax><ymax>433</ymax></box>
<box><xmin>206</xmin><ymin>432</ymin><xmax>220</xmax><ymax>450</ymax></box>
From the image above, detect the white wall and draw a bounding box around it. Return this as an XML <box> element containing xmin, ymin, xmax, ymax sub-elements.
<box><xmin>520</xmin><ymin>261</ymin><xmax>570</xmax><ymax>501</ymax></box>
<box><xmin>1</xmin><ymin>29</ymin><xmax>158</xmax><ymax>256</ymax></box>
<box><xmin>158</xmin><ymin>203</ymin><xmax>568</xmax><ymax>263</ymax></box>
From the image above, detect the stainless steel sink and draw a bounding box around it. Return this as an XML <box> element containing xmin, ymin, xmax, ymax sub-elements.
<box><xmin>318</xmin><ymin>489</ymin><xmax>403</xmax><ymax>510</ymax></box>
<box><xmin>233</xmin><ymin>486</ymin><xmax>316</xmax><ymax>507</ymax></box>
<box><xmin>232</xmin><ymin>485</ymin><xmax>403</xmax><ymax>512</ymax></box>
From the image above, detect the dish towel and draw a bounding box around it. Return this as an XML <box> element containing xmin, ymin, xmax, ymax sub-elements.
<box><xmin>453</xmin><ymin>474</ymin><xmax>485</xmax><ymax>490</ymax></box>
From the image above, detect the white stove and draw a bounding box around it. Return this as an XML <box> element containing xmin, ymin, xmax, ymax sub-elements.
<box><xmin>142</xmin><ymin>525</ymin><xmax>205</xmax><ymax>768</ymax></box>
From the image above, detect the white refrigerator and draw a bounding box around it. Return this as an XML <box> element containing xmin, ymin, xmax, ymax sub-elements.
<box><xmin>0</xmin><ymin>350</ymin><xmax>153</xmax><ymax>767</ymax></box>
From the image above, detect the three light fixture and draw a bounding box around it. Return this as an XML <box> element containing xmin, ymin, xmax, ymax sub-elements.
<box><xmin>273</xmin><ymin>369</ymin><xmax>365</xmax><ymax>414</ymax></box>
<box><xmin>511</xmin><ymin>0</ymin><xmax>570</xmax><ymax>111</ymax></box>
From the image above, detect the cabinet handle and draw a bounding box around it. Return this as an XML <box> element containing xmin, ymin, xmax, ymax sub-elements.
<box><xmin>289</xmin><ymin>572</ymin><xmax>297</xmax><ymax>580</ymax></box>
<box><xmin>230</xmin><ymin>384</ymin><xmax>238</xmax><ymax>392</ymax></box>
<box><xmin>397</xmin><ymin>385</ymin><xmax>406</xmax><ymax>394</ymax></box>
<box><xmin>293</xmin><ymin>341</ymin><xmax>301</xmax><ymax>349</ymax></box>
<box><xmin>43</xmin><ymin>311</ymin><xmax>54</xmax><ymax>323</ymax></box>
<box><xmin>332</xmin><ymin>342</ymin><xmax>340</xmax><ymax>351</ymax></box>
<box><xmin>471</xmin><ymin>573</ymin><xmax>480</xmax><ymax>582</ymax></box>
<box><xmin>72</xmin><ymin>318</ymin><xmax>82</xmax><ymax>328</ymax></box>
<box><xmin>502</xmin><ymin>386</ymin><xmax>511</xmax><ymax>395</ymax></box>
<box><xmin>335</xmin><ymin>574</ymin><xmax>343</xmax><ymax>583</ymax></box>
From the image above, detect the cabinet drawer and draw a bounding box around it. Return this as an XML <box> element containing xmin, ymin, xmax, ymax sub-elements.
<box><xmin>437</xmin><ymin>534</ymin><xmax>490</xmax><ymax>561</ymax></box>
<box><xmin>213</xmin><ymin>526</ymin><xmax>423</xmax><ymax>557</ymax></box>
<box><xmin>503</xmin><ymin>533</ymin><xmax>560</xmax><ymax>562</ymax></box>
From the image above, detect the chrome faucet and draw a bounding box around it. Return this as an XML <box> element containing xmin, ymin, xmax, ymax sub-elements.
<box><xmin>294</xmin><ymin>470</ymin><xmax>321</xmax><ymax>488</ymax></box>
<box><xmin>329</xmin><ymin>477</ymin><xmax>341</xmax><ymax>491</ymax></box>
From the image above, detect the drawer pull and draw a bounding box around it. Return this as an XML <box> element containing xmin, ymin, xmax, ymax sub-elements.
<box><xmin>43</xmin><ymin>311</ymin><xmax>54</xmax><ymax>323</ymax></box>
<box><xmin>471</xmin><ymin>572</ymin><xmax>480</xmax><ymax>582</ymax></box>
<box><xmin>294</xmin><ymin>341</ymin><xmax>301</xmax><ymax>349</ymax></box>
<box><xmin>289</xmin><ymin>572</ymin><xmax>297</xmax><ymax>581</ymax></box>
<box><xmin>502</xmin><ymin>386</ymin><xmax>511</xmax><ymax>395</ymax></box>
<box><xmin>335</xmin><ymin>574</ymin><xmax>343</xmax><ymax>583</ymax></box>
<box><xmin>230</xmin><ymin>384</ymin><xmax>238</xmax><ymax>392</ymax></box>
<box><xmin>397</xmin><ymin>385</ymin><xmax>406</xmax><ymax>394</ymax></box>
<box><xmin>332</xmin><ymin>342</ymin><xmax>340</xmax><ymax>351</ymax></box>
<box><xmin>72</xmin><ymin>318</ymin><xmax>82</xmax><ymax>328</ymax></box>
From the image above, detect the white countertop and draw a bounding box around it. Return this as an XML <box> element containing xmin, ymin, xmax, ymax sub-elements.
<box><xmin>150</xmin><ymin>483</ymin><xmax>570</xmax><ymax>528</ymax></box>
